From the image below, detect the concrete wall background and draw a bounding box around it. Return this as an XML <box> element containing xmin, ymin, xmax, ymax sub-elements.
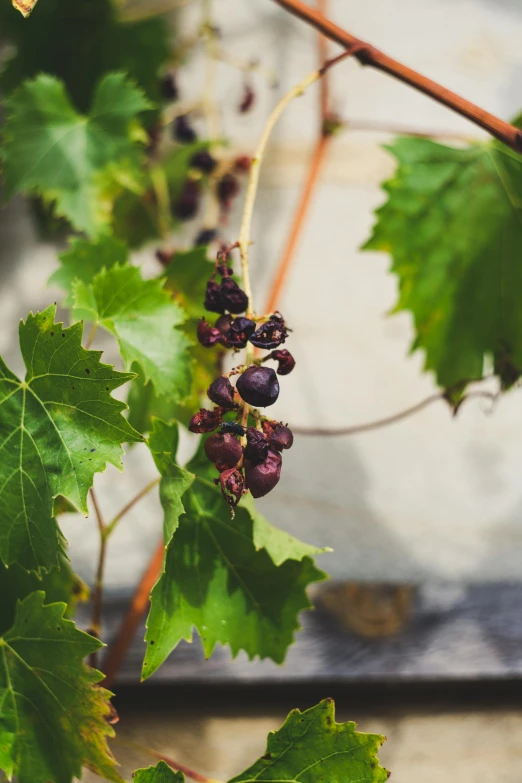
<box><xmin>3</xmin><ymin>0</ymin><xmax>522</xmax><ymax>585</ymax></box>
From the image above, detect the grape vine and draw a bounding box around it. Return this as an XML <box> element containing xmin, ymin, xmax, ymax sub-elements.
<box><xmin>0</xmin><ymin>0</ymin><xmax>521</xmax><ymax>780</ymax></box>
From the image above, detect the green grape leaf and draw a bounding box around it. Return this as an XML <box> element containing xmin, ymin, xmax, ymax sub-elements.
<box><xmin>11</xmin><ymin>0</ymin><xmax>37</xmax><ymax>17</ymax></box>
<box><xmin>0</xmin><ymin>591</ymin><xmax>123</xmax><ymax>783</ymax></box>
<box><xmin>0</xmin><ymin>304</ymin><xmax>141</xmax><ymax>572</ymax></box>
<box><xmin>142</xmin><ymin>420</ymin><xmax>327</xmax><ymax>680</ymax></box>
<box><xmin>72</xmin><ymin>264</ymin><xmax>192</xmax><ymax>400</ymax></box>
<box><xmin>230</xmin><ymin>699</ymin><xmax>388</xmax><ymax>783</ymax></box>
<box><xmin>127</xmin><ymin>322</ymin><xmax>220</xmax><ymax>433</ymax></box>
<box><xmin>133</xmin><ymin>761</ymin><xmax>184</xmax><ymax>783</ymax></box>
<box><xmin>364</xmin><ymin>136</ymin><xmax>522</xmax><ymax>390</ymax></box>
<box><xmin>0</xmin><ymin>555</ymin><xmax>88</xmax><ymax>636</ymax></box>
<box><xmin>50</xmin><ymin>235</ymin><xmax>129</xmax><ymax>306</ymax></box>
<box><xmin>163</xmin><ymin>247</ymin><xmax>216</xmax><ymax>320</ymax></box>
<box><xmin>0</xmin><ymin>0</ymin><xmax>169</xmax><ymax>114</ymax></box>
<box><xmin>1</xmin><ymin>72</ymin><xmax>150</xmax><ymax>237</ymax></box>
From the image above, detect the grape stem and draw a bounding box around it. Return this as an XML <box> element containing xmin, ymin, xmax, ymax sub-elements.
<box><xmin>292</xmin><ymin>389</ymin><xmax>500</xmax><ymax>437</ymax></box>
<box><xmin>272</xmin><ymin>0</ymin><xmax>522</xmax><ymax>152</ymax></box>
<box><xmin>237</xmin><ymin>48</ymin><xmax>358</xmax><ymax>320</ymax></box>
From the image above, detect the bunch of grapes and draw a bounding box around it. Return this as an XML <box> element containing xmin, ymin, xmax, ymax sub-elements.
<box><xmin>189</xmin><ymin>248</ymin><xmax>295</xmax><ymax>512</ymax></box>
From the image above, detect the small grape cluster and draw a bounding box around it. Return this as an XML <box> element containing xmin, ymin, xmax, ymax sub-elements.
<box><xmin>189</xmin><ymin>248</ymin><xmax>295</xmax><ymax>512</ymax></box>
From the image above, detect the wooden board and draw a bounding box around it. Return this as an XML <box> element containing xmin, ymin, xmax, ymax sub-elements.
<box><xmin>85</xmin><ymin>581</ymin><xmax>522</xmax><ymax>684</ymax></box>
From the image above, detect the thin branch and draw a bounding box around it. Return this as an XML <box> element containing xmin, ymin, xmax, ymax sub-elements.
<box><xmin>272</xmin><ymin>0</ymin><xmax>522</xmax><ymax>153</ymax></box>
<box><xmin>84</xmin><ymin>322</ymin><xmax>98</xmax><ymax>350</ymax></box>
<box><xmin>113</xmin><ymin>738</ymin><xmax>222</xmax><ymax>783</ymax></box>
<box><xmin>103</xmin><ymin>538</ymin><xmax>165</xmax><ymax>687</ymax></box>
<box><xmin>238</xmin><ymin>49</ymin><xmax>355</xmax><ymax>318</ymax></box>
<box><xmin>292</xmin><ymin>390</ymin><xmax>499</xmax><ymax>437</ymax></box>
<box><xmin>263</xmin><ymin>0</ymin><xmax>332</xmax><ymax>315</ymax></box>
<box><xmin>343</xmin><ymin>117</ymin><xmax>479</xmax><ymax>142</ymax></box>
<box><xmin>105</xmin><ymin>478</ymin><xmax>160</xmax><ymax>539</ymax></box>
<box><xmin>89</xmin><ymin>488</ymin><xmax>108</xmax><ymax>667</ymax></box>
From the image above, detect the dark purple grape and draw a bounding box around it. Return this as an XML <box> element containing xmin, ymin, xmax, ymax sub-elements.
<box><xmin>204</xmin><ymin>280</ymin><xmax>225</xmax><ymax>314</ymax></box>
<box><xmin>216</xmin><ymin>173</ymin><xmax>240</xmax><ymax>207</ymax></box>
<box><xmin>270</xmin><ymin>424</ymin><xmax>294</xmax><ymax>451</ymax></box>
<box><xmin>173</xmin><ymin>179</ymin><xmax>200</xmax><ymax>220</ymax></box>
<box><xmin>220</xmin><ymin>278</ymin><xmax>249</xmax><ymax>314</ymax></box>
<box><xmin>205</xmin><ymin>432</ymin><xmax>242</xmax><ymax>467</ymax></box>
<box><xmin>268</xmin><ymin>349</ymin><xmax>295</xmax><ymax>375</ymax></box>
<box><xmin>208</xmin><ymin>376</ymin><xmax>236</xmax><ymax>408</ymax></box>
<box><xmin>239</xmin><ymin>84</ymin><xmax>255</xmax><ymax>114</ymax></box>
<box><xmin>249</xmin><ymin>316</ymin><xmax>288</xmax><ymax>350</ymax></box>
<box><xmin>218</xmin><ymin>467</ymin><xmax>246</xmax><ymax>509</ymax></box>
<box><xmin>160</xmin><ymin>73</ymin><xmax>179</xmax><ymax>101</ymax></box>
<box><xmin>189</xmin><ymin>408</ymin><xmax>222</xmax><ymax>434</ymax></box>
<box><xmin>224</xmin><ymin>317</ymin><xmax>256</xmax><ymax>349</ymax></box>
<box><xmin>173</xmin><ymin>114</ymin><xmax>197</xmax><ymax>144</ymax></box>
<box><xmin>191</xmin><ymin>150</ymin><xmax>217</xmax><ymax>174</ymax></box>
<box><xmin>194</xmin><ymin>228</ymin><xmax>218</xmax><ymax>247</ymax></box>
<box><xmin>245</xmin><ymin>450</ymin><xmax>282</xmax><ymax>498</ymax></box>
<box><xmin>214</xmin><ymin>314</ymin><xmax>233</xmax><ymax>336</ymax></box>
<box><xmin>262</xmin><ymin>419</ymin><xmax>276</xmax><ymax>439</ymax></box>
<box><xmin>244</xmin><ymin>427</ymin><xmax>269</xmax><ymax>463</ymax></box>
<box><xmin>197</xmin><ymin>319</ymin><xmax>222</xmax><ymax>347</ymax></box>
<box><xmin>236</xmin><ymin>366</ymin><xmax>280</xmax><ymax>408</ymax></box>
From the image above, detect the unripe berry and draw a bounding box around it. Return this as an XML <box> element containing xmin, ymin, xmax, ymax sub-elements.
<box><xmin>236</xmin><ymin>366</ymin><xmax>280</xmax><ymax>408</ymax></box>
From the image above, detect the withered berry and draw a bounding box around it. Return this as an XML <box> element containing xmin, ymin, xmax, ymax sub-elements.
<box><xmin>239</xmin><ymin>84</ymin><xmax>255</xmax><ymax>113</ymax></box>
<box><xmin>160</xmin><ymin>73</ymin><xmax>179</xmax><ymax>101</ymax></box>
<box><xmin>245</xmin><ymin>450</ymin><xmax>282</xmax><ymax>498</ymax></box>
<box><xmin>174</xmin><ymin>114</ymin><xmax>197</xmax><ymax>144</ymax></box>
<box><xmin>197</xmin><ymin>319</ymin><xmax>222</xmax><ymax>347</ymax></box>
<box><xmin>224</xmin><ymin>317</ymin><xmax>256</xmax><ymax>349</ymax></box>
<box><xmin>268</xmin><ymin>349</ymin><xmax>295</xmax><ymax>375</ymax></box>
<box><xmin>188</xmin><ymin>408</ymin><xmax>222</xmax><ymax>434</ymax></box>
<box><xmin>236</xmin><ymin>366</ymin><xmax>280</xmax><ymax>408</ymax></box>
<box><xmin>195</xmin><ymin>228</ymin><xmax>218</xmax><ymax>247</ymax></box>
<box><xmin>191</xmin><ymin>150</ymin><xmax>217</xmax><ymax>174</ymax></box>
<box><xmin>205</xmin><ymin>432</ymin><xmax>242</xmax><ymax>468</ymax></box>
<box><xmin>218</xmin><ymin>467</ymin><xmax>246</xmax><ymax>509</ymax></box>
<box><xmin>173</xmin><ymin>179</ymin><xmax>200</xmax><ymax>220</ymax></box>
<box><xmin>249</xmin><ymin>316</ymin><xmax>288</xmax><ymax>350</ymax></box>
<box><xmin>216</xmin><ymin>173</ymin><xmax>240</xmax><ymax>207</ymax></box>
<box><xmin>204</xmin><ymin>280</ymin><xmax>225</xmax><ymax>313</ymax></box>
<box><xmin>270</xmin><ymin>424</ymin><xmax>294</xmax><ymax>452</ymax></box>
<box><xmin>208</xmin><ymin>376</ymin><xmax>236</xmax><ymax>408</ymax></box>
<box><xmin>220</xmin><ymin>278</ymin><xmax>248</xmax><ymax>314</ymax></box>
<box><xmin>244</xmin><ymin>427</ymin><xmax>269</xmax><ymax>463</ymax></box>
